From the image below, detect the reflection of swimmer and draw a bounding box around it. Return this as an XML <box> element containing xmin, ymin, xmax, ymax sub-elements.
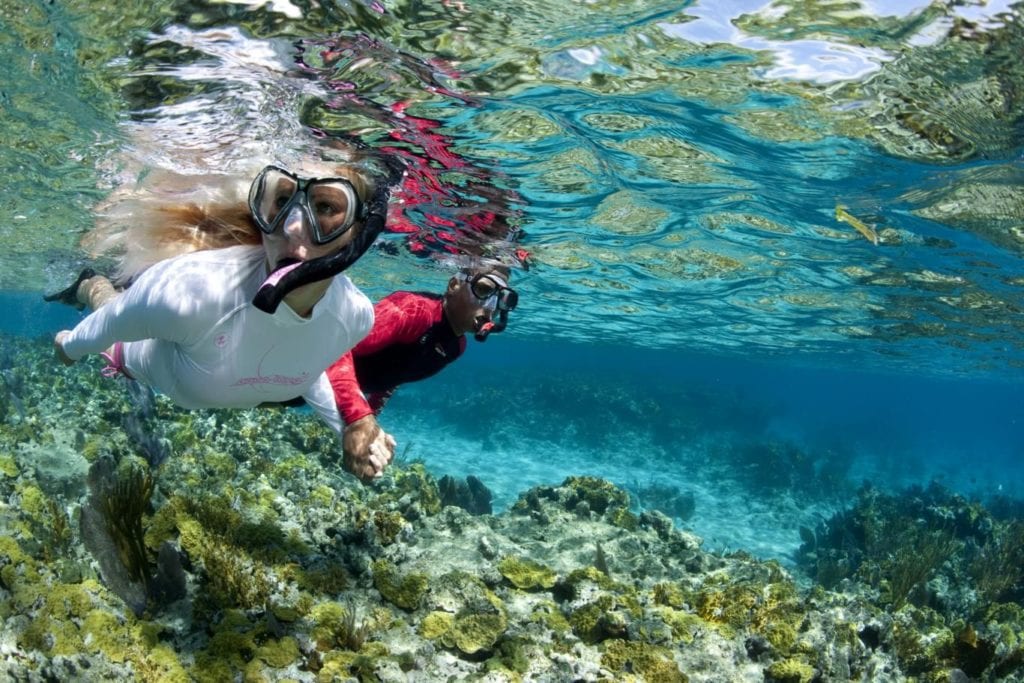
<box><xmin>49</xmin><ymin>156</ymin><xmax>402</xmax><ymax>471</ymax></box>
<box><xmin>328</xmin><ymin>265</ymin><xmax>518</xmax><ymax>481</ymax></box>
<box><xmin>298</xmin><ymin>35</ymin><xmax>530</xmax><ymax>267</ymax></box>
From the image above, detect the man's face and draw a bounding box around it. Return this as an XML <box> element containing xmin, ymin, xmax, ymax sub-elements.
<box><xmin>445</xmin><ymin>269</ymin><xmax>515</xmax><ymax>336</ymax></box>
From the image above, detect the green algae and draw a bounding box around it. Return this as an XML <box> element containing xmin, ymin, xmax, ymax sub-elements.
<box><xmin>498</xmin><ymin>555</ymin><xmax>557</xmax><ymax>590</ymax></box>
<box><xmin>601</xmin><ymin>639</ymin><xmax>687</xmax><ymax>683</ymax></box>
<box><xmin>450</xmin><ymin>611</ymin><xmax>509</xmax><ymax>655</ymax></box>
<box><xmin>653</xmin><ymin>582</ymin><xmax>686</xmax><ymax>609</ymax></box>
<box><xmin>310</xmin><ymin>601</ymin><xmax>374</xmax><ymax>652</ymax></box>
<box><xmin>0</xmin><ymin>454</ymin><xmax>17</xmax><ymax>478</ymax></box>
<box><xmin>372</xmin><ymin>559</ymin><xmax>428</xmax><ymax>611</ymax></box>
<box><xmin>420</xmin><ymin>611</ymin><xmax>456</xmax><ymax>640</ymax></box>
<box><xmin>256</xmin><ymin>636</ymin><xmax>301</xmax><ymax>668</ymax></box>
<box><xmin>16</xmin><ymin>482</ymin><xmax>48</xmax><ymax>520</ymax></box>
<box><xmin>374</xmin><ymin>463</ymin><xmax>443</xmax><ymax>517</ymax></box>
<box><xmin>529</xmin><ymin>601</ymin><xmax>571</xmax><ymax>634</ymax></box>
<box><xmin>765</xmin><ymin>658</ymin><xmax>816</xmax><ymax>683</ymax></box>
<box><xmin>424</xmin><ymin>606</ymin><xmax>509</xmax><ymax>657</ymax></box>
<box><xmin>372</xmin><ymin>510</ymin><xmax>408</xmax><ymax>546</ymax></box>
<box><xmin>418</xmin><ymin>572</ymin><xmax>510</xmax><ymax>656</ymax></box>
<box><xmin>296</xmin><ymin>562</ymin><xmax>350</xmax><ymax>596</ymax></box>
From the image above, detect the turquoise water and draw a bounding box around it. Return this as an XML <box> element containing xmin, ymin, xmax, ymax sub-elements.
<box><xmin>3</xmin><ymin>0</ymin><xmax>1024</xmax><ymax>679</ymax></box>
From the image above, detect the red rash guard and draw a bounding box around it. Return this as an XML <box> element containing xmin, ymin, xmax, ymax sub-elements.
<box><xmin>328</xmin><ymin>291</ymin><xmax>467</xmax><ymax>425</ymax></box>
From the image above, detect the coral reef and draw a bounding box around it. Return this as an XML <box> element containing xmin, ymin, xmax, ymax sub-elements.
<box><xmin>0</xmin><ymin>335</ymin><xmax>1022</xmax><ymax>681</ymax></box>
<box><xmin>797</xmin><ymin>482</ymin><xmax>1024</xmax><ymax>679</ymax></box>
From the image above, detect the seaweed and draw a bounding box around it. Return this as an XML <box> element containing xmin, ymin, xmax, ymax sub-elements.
<box><xmin>875</xmin><ymin>520</ymin><xmax>959</xmax><ymax>609</ymax></box>
<box><xmin>969</xmin><ymin>520</ymin><xmax>1024</xmax><ymax>604</ymax></box>
<box><xmin>80</xmin><ymin>455</ymin><xmax>185</xmax><ymax>615</ymax></box>
<box><xmin>312</xmin><ymin>600</ymin><xmax>371</xmax><ymax>652</ymax></box>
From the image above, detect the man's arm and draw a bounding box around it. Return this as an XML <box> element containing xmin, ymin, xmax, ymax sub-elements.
<box><xmin>304</xmin><ymin>374</ymin><xmax>395</xmax><ymax>482</ymax></box>
<box><xmin>328</xmin><ymin>351</ymin><xmax>373</xmax><ymax>425</ymax></box>
<box><xmin>326</xmin><ymin>291</ymin><xmax>439</xmax><ymax>424</ymax></box>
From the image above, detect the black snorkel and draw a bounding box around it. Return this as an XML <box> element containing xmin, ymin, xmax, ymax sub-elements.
<box><xmin>252</xmin><ymin>157</ymin><xmax>405</xmax><ymax>314</ymax></box>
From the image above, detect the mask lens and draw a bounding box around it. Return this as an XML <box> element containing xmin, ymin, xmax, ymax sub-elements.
<box><xmin>471</xmin><ymin>275</ymin><xmax>500</xmax><ymax>300</ymax></box>
<box><xmin>253</xmin><ymin>169</ymin><xmax>298</xmax><ymax>233</ymax></box>
<box><xmin>308</xmin><ymin>181</ymin><xmax>356</xmax><ymax>242</ymax></box>
<box><xmin>468</xmin><ymin>274</ymin><xmax>517</xmax><ymax>311</ymax></box>
<box><xmin>498</xmin><ymin>289</ymin><xmax>518</xmax><ymax>311</ymax></box>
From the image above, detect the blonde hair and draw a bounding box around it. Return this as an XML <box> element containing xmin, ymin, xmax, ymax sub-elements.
<box><xmin>84</xmin><ymin>158</ymin><xmax>380</xmax><ymax>284</ymax></box>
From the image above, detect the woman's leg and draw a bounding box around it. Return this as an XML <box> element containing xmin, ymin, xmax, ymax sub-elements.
<box><xmin>78</xmin><ymin>275</ymin><xmax>119</xmax><ymax>309</ymax></box>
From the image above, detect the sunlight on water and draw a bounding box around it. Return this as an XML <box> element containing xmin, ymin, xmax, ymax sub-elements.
<box><xmin>1</xmin><ymin>0</ymin><xmax>1022</xmax><ymax>377</ymax></box>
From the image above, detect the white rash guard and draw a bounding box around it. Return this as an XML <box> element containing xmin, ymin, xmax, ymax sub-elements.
<box><xmin>62</xmin><ymin>245</ymin><xmax>373</xmax><ymax>437</ymax></box>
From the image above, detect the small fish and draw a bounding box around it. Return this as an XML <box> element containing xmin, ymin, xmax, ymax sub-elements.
<box><xmin>835</xmin><ymin>205</ymin><xmax>879</xmax><ymax>246</ymax></box>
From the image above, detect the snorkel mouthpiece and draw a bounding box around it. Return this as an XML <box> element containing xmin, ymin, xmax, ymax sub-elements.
<box><xmin>473</xmin><ymin>309</ymin><xmax>509</xmax><ymax>342</ymax></box>
<box><xmin>253</xmin><ymin>261</ymin><xmax>305</xmax><ymax>313</ymax></box>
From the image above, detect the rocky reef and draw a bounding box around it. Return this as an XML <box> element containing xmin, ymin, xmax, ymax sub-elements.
<box><xmin>1</xmin><ymin>334</ymin><xmax>1023</xmax><ymax>681</ymax></box>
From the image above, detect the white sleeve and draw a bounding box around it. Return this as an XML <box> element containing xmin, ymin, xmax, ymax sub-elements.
<box><xmin>303</xmin><ymin>372</ymin><xmax>345</xmax><ymax>438</ymax></box>
<box><xmin>61</xmin><ymin>260</ymin><xmax>210</xmax><ymax>360</ymax></box>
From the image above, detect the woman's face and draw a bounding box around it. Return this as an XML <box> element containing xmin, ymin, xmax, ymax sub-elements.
<box><xmin>261</xmin><ymin>203</ymin><xmax>359</xmax><ymax>273</ymax></box>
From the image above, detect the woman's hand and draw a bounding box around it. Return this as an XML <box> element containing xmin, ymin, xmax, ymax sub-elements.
<box><xmin>54</xmin><ymin>331</ymin><xmax>75</xmax><ymax>366</ymax></box>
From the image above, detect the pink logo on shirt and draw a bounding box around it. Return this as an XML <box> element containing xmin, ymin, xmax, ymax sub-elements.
<box><xmin>232</xmin><ymin>372</ymin><xmax>309</xmax><ymax>387</ymax></box>
<box><xmin>215</xmin><ymin>334</ymin><xmax>228</xmax><ymax>348</ymax></box>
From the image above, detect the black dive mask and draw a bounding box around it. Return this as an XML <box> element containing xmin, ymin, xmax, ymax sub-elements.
<box><xmin>251</xmin><ymin>158</ymin><xmax>404</xmax><ymax>314</ymax></box>
<box><xmin>464</xmin><ymin>272</ymin><xmax>518</xmax><ymax>341</ymax></box>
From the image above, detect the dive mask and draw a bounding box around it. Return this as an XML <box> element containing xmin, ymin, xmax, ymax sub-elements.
<box><xmin>462</xmin><ymin>272</ymin><xmax>518</xmax><ymax>341</ymax></box>
<box><xmin>248</xmin><ymin>165</ymin><xmax>368</xmax><ymax>245</ymax></box>
<box><xmin>464</xmin><ymin>272</ymin><xmax>518</xmax><ymax>313</ymax></box>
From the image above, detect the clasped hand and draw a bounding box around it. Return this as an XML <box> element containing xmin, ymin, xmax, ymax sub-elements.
<box><xmin>342</xmin><ymin>414</ymin><xmax>396</xmax><ymax>482</ymax></box>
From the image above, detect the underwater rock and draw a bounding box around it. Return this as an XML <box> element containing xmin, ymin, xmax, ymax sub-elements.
<box><xmin>23</xmin><ymin>433</ymin><xmax>89</xmax><ymax>501</ymax></box>
<box><xmin>121</xmin><ymin>413</ymin><xmax>170</xmax><ymax>469</ymax></box>
<box><xmin>630</xmin><ymin>480</ymin><xmax>697</xmax><ymax>524</ymax></box>
<box><xmin>438</xmin><ymin>474</ymin><xmax>493</xmax><ymax>515</ymax></box>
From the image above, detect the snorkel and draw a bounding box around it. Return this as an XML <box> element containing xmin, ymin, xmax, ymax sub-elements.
<box><xmin>474</xmin><ymin>307</ymin><xmax>509</xmax><ymax>341</ymax></box>
<box><xmin>472</xmin><ymin>273</ymin><xmax>517</xmax><ymax>342</ymax></box>
<box><xmin>252</xmin><ymin>157</ymin><xmax>404</xmax><ymax>314</ymax></box>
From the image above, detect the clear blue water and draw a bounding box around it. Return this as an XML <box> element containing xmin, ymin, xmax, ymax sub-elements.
<box><xmin>8</xmin><ymin>287</ymin><xmax>1020</xmax><ymax>560</ymax></box>
<box><xmin>1</xmin><ymin>0</ymin><xmax>1022</xmax><ymax>552</ymax></box>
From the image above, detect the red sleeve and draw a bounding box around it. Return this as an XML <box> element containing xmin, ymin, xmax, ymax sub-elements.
<box><xmin>327</xmin><ymin>292</ymin><xmax>442</xmax><ymax>425</ymax></box>
<box><xmin>327</xmin><ymin>350</ymin><xmax>371</xmax><ymax>425</ymax></box>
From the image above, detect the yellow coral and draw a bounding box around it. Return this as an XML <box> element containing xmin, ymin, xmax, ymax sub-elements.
<box><xmin>0</xmin><ymin>454</ymin><xmax>17</xmax><ymax>478</ymax></box>
<box><xmin>498</xmin><ymin>555</ymin><xmax>557</xmax><ymax>590</ymax></box>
